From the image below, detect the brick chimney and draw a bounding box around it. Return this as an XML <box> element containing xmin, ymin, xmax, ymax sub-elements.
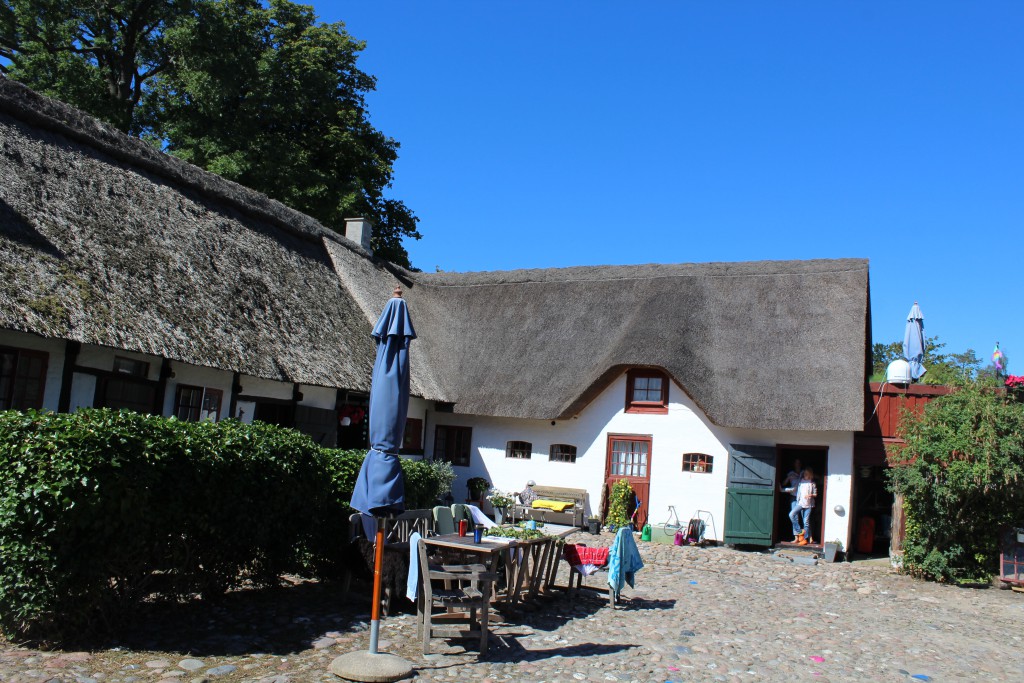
<box><xmin>344</xmin><ymin>217</ymin><xmax>373</xmax><ymax>253</ymax></box>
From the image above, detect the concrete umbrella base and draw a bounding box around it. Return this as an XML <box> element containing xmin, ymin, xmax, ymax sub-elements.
<box><xmin>329</xmin><ymin>651</ymin><xmax>413</xmax><ymax>682</ymax></box>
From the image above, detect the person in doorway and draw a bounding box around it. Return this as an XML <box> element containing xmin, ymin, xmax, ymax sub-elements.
<box><xmin>779</xmin><ymin>458</ymin><xmax>802</xmax><ymax>522</ymax></box>
<box><xmin>787</xmin><ymin>468</ymin><xmax>818</xmax><ymax>545</ymax></box>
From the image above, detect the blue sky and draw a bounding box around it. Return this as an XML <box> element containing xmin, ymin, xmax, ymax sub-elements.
<box><xmin>318</xmin><ymin>1</ymin><xmax>1022</xmax><ymax>367</ymax></box>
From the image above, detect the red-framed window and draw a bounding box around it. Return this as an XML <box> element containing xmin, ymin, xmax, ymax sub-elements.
<box><xmin>549</xmin><ymin>443</ymin><xmax>578</xmax><ymax>463</ymax></box>
<box><xmin>174</xmin><ymin>385</ymin><xmax>223</xmax><ymax>422</ymax></box>
<box><xmin>434</xmin><ymin>425</ymin><xmax>472</xmax><ymax>466</ymax></box>
<box><xmin>625</xmin><ymin>369</ymin><xmax>668</xmax><ymax>414</ymax></box>
<box><xmin>506</xmin><ymin>440</ymin><xmax>532</xmax><ymax>459</ymax></box>
<box><xmin>0</xmin><ymin>347</ymin><xmax>48</xmax><ymax>410</ymax></box>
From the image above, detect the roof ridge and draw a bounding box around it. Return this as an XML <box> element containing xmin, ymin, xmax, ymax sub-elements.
<box><xmin>412</xmin><ymin>258</ymin><xmax>869</xmax><ymax>288</ymax></box>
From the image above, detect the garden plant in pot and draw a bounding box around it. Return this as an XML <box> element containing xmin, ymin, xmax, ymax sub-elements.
<box><xmin>823</xmin><ymin>539</ymin><xmax>843</xmax><ymax>562</ymax></box>
<box><xmin>486</xmin><ymin>488</ymin><xmax>515</xmax><ymax>524</ymax></box>
<box><xmin>605</xmin><ymin>479</ymin><xmax>634</xmax><ymax>532</ymax></box>
<box><xmin>466</xmin><ymin>476</ymin><xmax>490</xmax><ymax>505</ymax></box>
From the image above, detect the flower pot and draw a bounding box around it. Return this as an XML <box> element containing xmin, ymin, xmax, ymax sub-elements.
<box><xmin>588</xmin><ymin>519</ymin><xmax>601</xmax><ymax>535</ymax></box>
<box><xmin>823</xmin><ymin>542</ymin><xmax>840</xmax><ymax>563</ymax></box>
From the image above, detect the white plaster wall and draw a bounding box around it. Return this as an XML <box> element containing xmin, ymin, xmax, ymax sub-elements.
<box><xmin>238</xmin><ymin>375</ymin><xmax>293</xmax><ymax>400</ymax></box>
<box><xmin>428</xmin><ymin>374</ymin><xmax>729</xmax><ymax>524</ymax></box>
<box><xmin>299</xmin><ymin>385</ymin><xmax>337</xmax><ymax>410</ymax></box>
<box><xmin>408</xmin><ymin>396</ymin><xmax>429</xmax><ymax>423</ymax></box>
<box><xmin>427</xmin><ymin>372</ymin><xmax>856</xmax><ymax>546</ymax></box>
<box><xmin>68</xmin><ymin>373</ymin><xmax>96</xmax><ymax>411</ymax></box>
<box><xmin>75</xmin><ymin>345</ymin><xmax>161</xmax><ymax>379</ymax></box>
<box><xmin>0</xmin><ymin>330</ymin><xmax>66</xmax><ymax>412</ymax></box>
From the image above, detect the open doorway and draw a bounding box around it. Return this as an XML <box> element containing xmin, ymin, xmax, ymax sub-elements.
<box><xmin>774</xmin><ymin>446</ymin><xmax>828</xmax><ymax>546</ymax></box>
<box><xmin>852</xmin><ymin>464</ymin><xmax>893</xmax><ymax>557</ymax></box>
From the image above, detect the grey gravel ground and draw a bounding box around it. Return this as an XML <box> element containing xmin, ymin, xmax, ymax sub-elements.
<box><xmin>3</xmin><ymin>531</ymin><xmax>1023</xmax><ymax>683</ymax></box>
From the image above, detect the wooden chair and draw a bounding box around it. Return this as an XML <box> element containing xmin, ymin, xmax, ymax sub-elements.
<box><xmin>563</xmin><ymin>543</ymin><xmax>611</xmax><ymax>600</ymax></box>
<box><xmin>345</xmin><ymin>510</ymin><xmax>433</xmax><ymax>615</ymax></box>
<box><xmin>384</xmin><ymin>509</ymin><xmax>433</xmax><ymax>544</ymax></box>
<box><xmin>417</xmin><ymin>539</ymin><xmax>498</xmax><ymax>656</ymax></box>
<box><xmin>451</xmin><ymin>503</ymin><xmax>472</xmax><ymax>529</ymax></box>
<box><xmin>432</xmin><ymin>505</ymin><xmax>456</xmax><ymax>535</ymax></box>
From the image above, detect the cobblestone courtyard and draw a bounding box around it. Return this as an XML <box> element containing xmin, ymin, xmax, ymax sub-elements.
<box><xmin>3</xmin><ymin>533</ymin><xmax>1023</xmax><ymax>682</ymax></box>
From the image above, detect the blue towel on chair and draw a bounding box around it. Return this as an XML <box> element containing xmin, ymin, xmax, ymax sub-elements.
<box><xmin>608</xmin><ymin>527</ymin><xmax>644</xmax><ymax>596</ymax></box>
<box><xmin>406</xmin><ymin>532</ymin><xmax>422</xmax><ymax>601</ymax></box>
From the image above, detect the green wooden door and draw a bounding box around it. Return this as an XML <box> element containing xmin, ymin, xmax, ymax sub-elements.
<box><xmin>724</xmin><ymin>444</ymin><xmax>777</xmax><ymax>546</ymax></box>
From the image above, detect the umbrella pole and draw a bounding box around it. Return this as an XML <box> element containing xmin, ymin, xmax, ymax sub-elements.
<box><xmin>368</xmin><ymin>520</ymin><xmax>386</xmax><ymax>654</ymax></box>
<box><xmin>330</xmin><ymin>515</ymin><xmax>413</xmax><ymax>682</ymax></box>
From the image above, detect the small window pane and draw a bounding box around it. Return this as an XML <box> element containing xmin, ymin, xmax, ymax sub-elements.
<box><xmin>682</xmin><ymin>453</ymin><xmax>713</xmax><ymax>473</ymax></box>
<box><xmin>506</xmin><ymin>440</ymin><xmax>532</xmax><ymax>459</ymax></box>
<box><xmin>550</xmin><ymin>444</ymin><xmax>577</xmax><ymax>463</ymax></box>
<box><xmin>626</xmin><ymin>369</ymin><xmax>668</xmax><ymax>413</ymax></box>
<box><xmin>113</xmin><ymin>356</ymin><xmax>149</xmax><ymax>377</ymax></box>
<box><xmin>435</xmin><ymin>425</ymin><xmax>471</xmax><ymax>466</ymax></box>
<box><xmin>175</xmin><ymin>385</ymin><xmax>204</xmax><ymax>422</ymax></box>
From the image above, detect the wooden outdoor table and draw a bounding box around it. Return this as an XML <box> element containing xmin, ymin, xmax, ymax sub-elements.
<box><xmin>487</xmin><ymin>523</ymin><xmax>579</xmax><ymax>604</ymax></box>
<box><xmin>422</xmin><ymin>534</ymin><xmax>506</xmax><ymax>576</ymax></box>
<box><xmin>536</xmin><ymin>524</ymin><xmax>577</xmax><ymax>593</ymax></box>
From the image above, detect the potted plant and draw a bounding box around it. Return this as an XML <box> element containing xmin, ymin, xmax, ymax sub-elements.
<box><xmin>466</xmin><ymin>476</ymin><xmax>490</xmax><ymax>504</ymax></box>
<box><xmin>823</xmin><ymin>539</ymin><xmax>843</xmax><ymax>563</ymax></box>
<box><xmin>486</xmin><ymin>488</ymin><xmax>515</xmax><ymax>524</ymax></box>
<box><xmin>605</xmin><ymin>479</ymin><xmax>634</xmax><ymax>532</ymax></box>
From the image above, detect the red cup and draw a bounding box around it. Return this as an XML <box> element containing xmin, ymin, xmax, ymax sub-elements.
<box><xmin>458</xmin><ymin>520</ymin><xmax>467</xmax><ymax>537</ymax></box>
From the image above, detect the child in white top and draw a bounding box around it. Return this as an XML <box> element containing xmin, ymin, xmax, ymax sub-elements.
<box><xmin>786</xmin><ymin>468</ymin><xmax>817</xmax><ymax>544</ymax></box>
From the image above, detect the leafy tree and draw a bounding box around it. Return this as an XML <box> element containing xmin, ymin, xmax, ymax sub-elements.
<box><xmin>0</xmin><ymin>0</ymin><xmax>420</xmax><ymax>266</ymax></box>
<box><xmin>871</xmin><ymin>340</ymin><xmax>903</xmax><ymax>378</ymax></box>
<box><xmin>887</xmin><ymin>386</ymin><xmax>1024</xmax><ymax>583</ymax></box>
<box><xmin>871</xmin><ymin>335</ymin><xmax>984</xmax><ymax>386</ymax></box>
<box><xmin>0</xmin><ymin>0</ymin><xmax>190</xmax><ymax>134</ymax></box>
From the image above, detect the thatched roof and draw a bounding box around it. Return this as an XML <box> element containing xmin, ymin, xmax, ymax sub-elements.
<box><xmin>395</xmin><ymin>260</ymin><xmax>870</xmax><ymax>431</ymax></box>
<box><xmin>0</xmin><ymin>80</ymin><xmax>869</xmax><ymax>431</ymax></box>
<box><xmin>0</xmin><ymin>78</ymin><xmax>384</xmax><ymax>391</ymax></box>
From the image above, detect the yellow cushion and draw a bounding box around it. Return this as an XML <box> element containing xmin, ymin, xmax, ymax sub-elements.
<box><xmin>532</xmin><ymin>499</ymin><xmax>573</xmax><ymax>512</ymax></box>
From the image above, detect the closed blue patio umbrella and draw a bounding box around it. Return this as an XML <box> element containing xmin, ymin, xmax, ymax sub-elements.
<box><xmin>903</xmin><ymin>302</ymin><xmax>926</xmax><ymax>381</ymax></box>
<box><xmin>332</xmin><ymin>286</ymin><xmax>415</xmax><ymax>682</ymax></box>
<box><xmin>350</xmin><ymin>289</ymin><xmax>416</xmax><ymax>517</ymax></box>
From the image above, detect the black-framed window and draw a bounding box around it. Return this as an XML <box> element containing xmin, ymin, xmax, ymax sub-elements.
<box><xmin>625</xmin><ymin>369</ymin><xmax>669</xmax><ymax>414</ymax></box>
<box><xmin>174</xmin><ymin>385</ymin><xmax>223</xmax><ymax>422</ymax></box>
<box><xmin>113</xmin><ymin>356</ymin><xmax>149</xmax><ymax>378</ymax></box>
<box><xmin>402</xmin><ymin>417</ymin><xmax>424</xmax><ymax>455</ymax></box>
<box><xmin>434</xmin><ymin>425</ymin><xmax>472</xmax><ymax>466</ymax></box>
<box><xmin>506</xmin><ymin>440</ymin><xmax>532</xmax><ymax>459</ymax></box>
<box><xmin>549</xmin><ymin>444</ymin><xmax>577</xmax><ymax>463</ymax></box>
<box><xmin>682</xmin><ymin>452</ymin><xmax>713</xmax><ymax>473</ymax></box>
<box><xmin>0</xmin><ymin>346</ymin><xmax>48</xmax><ymax>410</ymax></box>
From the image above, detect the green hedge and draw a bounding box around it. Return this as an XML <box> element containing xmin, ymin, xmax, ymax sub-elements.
<box><xmin>887</xmin><ymin>386</ymin><xmax>1024</xmax><ymax>583</ymax></box>
<box><xmin>0</xmin><ymin>409</ymin><xmax>450</xmax><ymax>641</ymax></box>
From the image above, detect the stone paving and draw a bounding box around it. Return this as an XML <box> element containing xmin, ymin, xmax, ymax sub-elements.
<box><xmin>2</xmin><ymin>531</ymin><xmax>1024</xmax><ymax>682</ymax></box>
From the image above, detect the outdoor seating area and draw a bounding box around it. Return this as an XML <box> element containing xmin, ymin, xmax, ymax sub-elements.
<box><xmin>511</xmin><ymin>485</ymin><xmax>589</xmax><ymax>528</ymax></box>
<box><xmin>349</xmin><ymin>505</ymin><xmax>595</xmax><ymax>655</ymax></box>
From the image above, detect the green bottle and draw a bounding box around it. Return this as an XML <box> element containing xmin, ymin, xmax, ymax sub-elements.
<box><xmin>641</xmin><ymin>523</ymin><xmax>652</xmax><ymax>542</ymax></box>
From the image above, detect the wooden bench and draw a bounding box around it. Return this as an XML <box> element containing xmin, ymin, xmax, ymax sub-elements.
<box><xmin>513</xmin><ymin>485</ymin><xmax>588</xmax><ymax>527</ymax></box>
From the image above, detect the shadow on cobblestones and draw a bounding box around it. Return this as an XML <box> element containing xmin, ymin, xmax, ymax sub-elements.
<box><xmin>55</xmin><ymin>576</ymin><xmax>362</xmax><ymax>657</ymax></box>
<box><xmin>483</xmin><ymin>638</ymin><xmax>638</xmax><ymax>663</ymax></box>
